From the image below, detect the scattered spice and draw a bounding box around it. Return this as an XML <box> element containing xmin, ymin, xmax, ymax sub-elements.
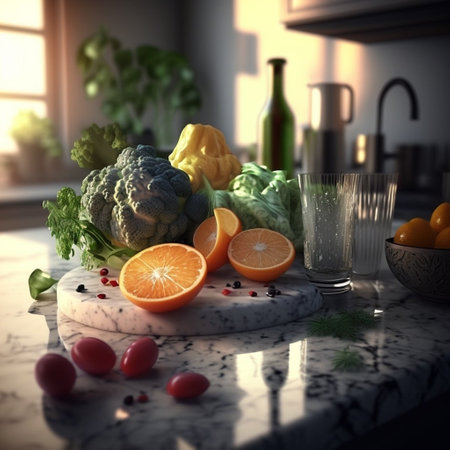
<box><xmin>76</xmin><ymin>284</ymin><xmax>86</xmax><ymax>293</ymax></box>
<box><xmin>266</xmin><ymin>285</ymin><xmax>281</xmax><ymax>297</ymax></box>
<box><xmin>123</xmin><ymin>395</ymin><xmax>134</xmax><ymax>405</ymax></box>
<box><xmin>222</xmin><ymin>288</ymin><xmax>231</xmax><ymax>296</ymax></box>
<box><xmin>97</xmin><ymin>293</ymin><xmax>106</xmax><ymax>299</ymax></box>
<box><xmin>137</xmin><ymin>393</ymin><xmax>149</xmax><ymax>403</ymax></box>
<box><xmin>110</xmin><ymin>280</ymin><xmax>119</xmax><ymax>287</ymax></box>
<box><xmin>100</xmin><ymin>277</ymin><xmax>109</xmax><ymax>285</ymax></box>
<box><xmin>100</xmin><ymin>268</ymin><xmax>109</xmax><ymax>276</ymax></box>
<box><xmin>232</xmin><ymin>280</ymin><xmax>241</xmax><ymax>289</ymax></box>
<box><xmin>248</xmin><ymin>290</ymin><xmax>257</xmax><ymax>297</ymax></box>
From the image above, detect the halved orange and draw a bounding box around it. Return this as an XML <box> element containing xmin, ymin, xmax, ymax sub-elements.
<box><xmin>119</xmin><ymin>243</ymin><xmax>207</xmax><ymax>313</ymax></box>
<box><xmin>227</xmin><ymin>228</ymin><xmax>295</xmax><ymax>282</ymax></box>
<box><xmin>193</xmin><ymin>207</ymin><xmax>242</xmax><ymax>272</ymax></box>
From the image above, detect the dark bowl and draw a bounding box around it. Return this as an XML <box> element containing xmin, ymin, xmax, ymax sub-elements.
<box><xmin>385</xmin><ymin>238</ymin><xmax>450</xmax><ymax>302</ymax></box>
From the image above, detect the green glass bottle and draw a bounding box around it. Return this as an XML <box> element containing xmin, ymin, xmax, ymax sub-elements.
<box><xmin>258</xmin><ymin>58</ymin><xmax>295</xmax><ymax>178</ymax></box>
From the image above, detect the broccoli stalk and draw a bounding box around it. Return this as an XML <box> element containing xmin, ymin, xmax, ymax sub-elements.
<box><xmin>70</xmin><ymin>123</ymin><xmax>129</xmax><ymax>170</ymax></box>
<box><xmin>44</xmin><ymin>187</ymin><xmax>137</xmax><ymax>270</ymax></box>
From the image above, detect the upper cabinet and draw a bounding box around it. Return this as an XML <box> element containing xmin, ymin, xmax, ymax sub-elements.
<box><xmin>281</xmin><ymin>0</ymin><xmax>450</xmax><ymax>42</ymax></box>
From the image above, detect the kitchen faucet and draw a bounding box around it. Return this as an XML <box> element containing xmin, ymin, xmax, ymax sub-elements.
<box><xmin>374</xmin><ymin>77</ymin><xmax>419</xmax><ymax>172</ymax></box>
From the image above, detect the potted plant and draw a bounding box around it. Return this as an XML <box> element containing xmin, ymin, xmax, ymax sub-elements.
<box><xmin>76</xmin><ymin>27</ymin><xmax>202</xmax><ymax>149</ymax></box>
<box><xmin>9</xmin><ymin>110</ymin><xmax>63</xmax><ymax>183</ymax></box>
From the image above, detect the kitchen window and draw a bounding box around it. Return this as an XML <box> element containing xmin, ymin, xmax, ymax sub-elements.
<box><xmin>0</xmin><ymin>0</ymin><xmax>57</xmax><ymax>157</ymax></box>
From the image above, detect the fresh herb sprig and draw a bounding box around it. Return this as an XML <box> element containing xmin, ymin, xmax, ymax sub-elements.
<box><xmin>43</xmin><ymin>187</ymin><xmax>136</xmax><ymax>270</ymax></box>
<box><xmin>332</xmin><ymin>346</ymin><xmax>364</xmax><ymax>371</ymax></box>
<box><xmin>308</xmin><ymin>309</ymin><xmax>378</xmax><ymax>371</ymax></box>
<box><xmin>308</xmin><ymin>310</ymin><xmax>377</xmax><ymax>341</ymax></box>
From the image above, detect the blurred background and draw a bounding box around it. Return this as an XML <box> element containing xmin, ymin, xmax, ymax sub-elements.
<box><xmin>1</xmin><ymin>0</ymin><xmax>450</xmax><ymax>230</ymax></box>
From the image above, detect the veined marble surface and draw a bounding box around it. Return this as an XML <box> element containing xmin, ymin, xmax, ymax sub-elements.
<box><xmin>57</xmin><ymin>265</ymin><xmax>322</xmax><ymax>336</ymax></box>
<box><xmin>1</xmin><ymin>228</ymin><xmax>449</xmax><ymax>450</ymax></box>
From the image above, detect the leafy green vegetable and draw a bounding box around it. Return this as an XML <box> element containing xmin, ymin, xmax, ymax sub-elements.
<box><xmin>70</xmin><ymin>123</ymin><xmax>129</xmax><ymax>170</ymax></box>
<box><xmin>333</xmin><ymin>346</ymin><xmax>363</xmax><ymax>371</ymax></box>
<box><xmin>202</xmin><ymin>162</ymin><xmax>303</xmax><ymax>250</ymax></box>
<box><xmin>43</xmin><ymin>186</ymin><xmax>137</xmax><ymax>270</ymax></box>
<box><xmin>308</xmin><ymin>310</ymin><xmax>377</xmax><ymax>341</ymax></box>
<box><xmin>28</xmin><ymin>269</ymin><xmax>59</xmax><ymax>300</ymax></box>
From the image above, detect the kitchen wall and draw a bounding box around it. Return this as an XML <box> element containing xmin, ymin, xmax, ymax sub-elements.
<box><xmin>59</xmin><ymin>0</ymin><xmax>181</xmax><ymax>162</ymax></box>
<box><xmin>61</xmin><ymin>0</ymin><xmax>450</xmax><ymax>182</ymax></box>
<box><xmin>181</xmin><ymin>0</ymin><xmax>450</xmax><ymax>175</ymax></box>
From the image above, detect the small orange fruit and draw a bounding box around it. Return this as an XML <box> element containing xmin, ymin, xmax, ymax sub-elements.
<box><xmin>393</xmin><ymin>217</ymin><xmax>437</xmax><ymax>248</ymax></box>
<box><xmin>227</xmin><ymin>228</ymin><xmax>295</xmax><ymax>282</ymax></box>
<box><xmin>193</xmin><ymin>208</ymin><xmax>242</xmax><ymax>272</ymax></box>
<box><xmin>434</xmin><ymin>226</ymin><xmax>450</xmax><ymax>249</ymax></box>
<box><xmin>119</xmin><ymin>243</ymin><xmax>207</xmax><ymax>313</ymax></box>
<box><xmin>430</xmin><ymin>202</ymin><xmax>450</xmax><ymax>233</ymax></box>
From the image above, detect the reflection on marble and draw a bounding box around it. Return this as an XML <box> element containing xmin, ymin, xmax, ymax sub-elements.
<box><xmin>1</xmin><ymin>228</ymin><xmax>450</xmax><ymax>450</ymax></box>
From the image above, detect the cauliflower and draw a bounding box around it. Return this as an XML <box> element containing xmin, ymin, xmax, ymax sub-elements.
<box><xmin>81</xmin><ymin>145</ymin><xmax>208</xmax><ymax>251</ymax></box>
<box><xmin>71</xmin><ymin>123</ymin><xmax>129</xmax><ymax>170</ymax></box>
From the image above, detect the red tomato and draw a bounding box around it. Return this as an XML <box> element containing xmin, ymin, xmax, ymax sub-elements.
<box><xmin>166</xmin><ymin>372</ymin><xmax>210</xmax><ymax>399</ymax></box>
<box><xmin>120</xmin><ymin>337</ymin><xmax>159</xmax><ymax>377</ymax></box>
<box><xmin>71</xmin><ymin>337</ymin><xmax>116</xmax><ymax>376</ymax></box>
<box><xmin>35</xmin><ymin>353</ymin><xmax>76</xmax><ymax>397</ymax></box>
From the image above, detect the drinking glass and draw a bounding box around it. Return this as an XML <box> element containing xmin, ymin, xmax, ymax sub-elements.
<box><xmin>352</xmin><ymin>173</ymin><xmax>398</xmax><ymax>277</ymax></box>
<box><xmin>298</xmin><ymin>173</ymin><xmax>359</xmax><ymax>294</ymax></box>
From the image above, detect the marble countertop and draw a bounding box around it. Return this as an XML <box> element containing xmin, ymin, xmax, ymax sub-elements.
<box><xmin>0</xmin><ymin>227</ymin><xmax>449</xmax><ymax>450</ymax></box>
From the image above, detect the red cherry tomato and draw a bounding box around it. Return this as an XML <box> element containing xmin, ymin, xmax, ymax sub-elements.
<box><xmin>120</xmin><ymin>337</ymin><xmax>159</xmax><ymax>377</ymax></box>
<box><xmin>35</xmin><ymin>353</ymin><xmax>76</xmax><ymax>397</ymax></box>
<box><xmin>166</xmin><ymin>372</ymin><xmax>210</xmax><ymax>399</ymax></box>
<box><xmin>71</xmin><ymin>337</ymin><xmax>116</xmax><ymax>376</ymax></box>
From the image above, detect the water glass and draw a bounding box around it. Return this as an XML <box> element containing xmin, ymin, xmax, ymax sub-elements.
<box><xmin>352</xmin><ymin>173</ymin><xmax>398</xmax><ymax>277</ymax></box>
<box><xmin>298</xmin><ymin>173</ymin><xmax>359</xmax><ymax>294</ymax></box>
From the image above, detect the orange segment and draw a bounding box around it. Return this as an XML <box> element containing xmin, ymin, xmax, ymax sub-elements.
<box><xmin>430</xmin><ymin>202</ymin><xmax>450</xmax><ymax>233</ymax></box>
<box><xmin>119</xmin><ymin>243</ymin><xmax>207</xmax><ymax>313</ymax></box>
<box><xmin>227</xmin><ymin>228</ymin><xmax>295</xmax><ymax>282</ymax></box>
<box><xmin>193</xmin><ymin>207</ymin><xmax>242</xmax><ymax>272</ymax></box>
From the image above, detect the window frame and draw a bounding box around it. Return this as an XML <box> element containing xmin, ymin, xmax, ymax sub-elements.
<box><xmin>0</xmin><ymin>0</ymin><xmax>59</xmax><ymax>153</ymax></box>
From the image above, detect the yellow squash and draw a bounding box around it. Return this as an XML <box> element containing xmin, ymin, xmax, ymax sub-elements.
<box><xmin>169</xmin><ymin>124</ymin><xmax>242</xmax><ymax>192</ymax></box>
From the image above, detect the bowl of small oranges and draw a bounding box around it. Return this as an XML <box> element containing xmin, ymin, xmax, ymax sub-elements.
<box><xmin>385</xmin><ymin>202</ymin><xmax>450</xmax><ymax>302</ymax></box>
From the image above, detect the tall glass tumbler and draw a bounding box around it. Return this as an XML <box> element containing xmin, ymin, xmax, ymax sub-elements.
<box><xmin>298</xmin><ymin>173</ymin><xmax>359</xmax><ymax>294</ymax></box>
<box><xmin>352</xmin><ymin>173</ymin><xmax>398</xmax><ymax>277</ymax></box>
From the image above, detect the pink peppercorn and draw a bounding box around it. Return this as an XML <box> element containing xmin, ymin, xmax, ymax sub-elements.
<box><xmin>222</xmin><ymin>288</ymin><xmax>231</xmax><ymax>296</ymax></box>
<box><xmin>97</xmin><ymin>293</ymin><xmax>106</xmax><ymax>299</ymax></box>
<box><xmin>100</xmin><ymin>268</ymin><xmax>109</xmax><ymax>276</ymax></box>
<box><xmin>109</xmin><ymin>280</ymin><xmax>119</xmax><ymax>287</ymax></box>
<box><xmin>100</xmin><ymin>277</ymin><xmax>109</xmax><ymax>285</ymax></box>
<box><xmin>137</xmin><ymin>393</ymin><xmax>149</xmax><ymax>403</ymax></box>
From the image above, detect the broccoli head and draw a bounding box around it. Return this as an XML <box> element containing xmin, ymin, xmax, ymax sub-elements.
<box><xmin>71</xmin><ymin>123</ymin><xmax>129</xmax><ymax>170</ymax></box>
<box><xmin>81</xmin><ymin>145</ymin><xmax>208</xmax><ymax>251</ymax></box>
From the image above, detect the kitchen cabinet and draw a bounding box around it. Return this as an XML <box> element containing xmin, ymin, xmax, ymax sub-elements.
<box><xmin>281</xmin><ymin>0</ymin><xmax>450</xmax><ymax>42</ymax></box>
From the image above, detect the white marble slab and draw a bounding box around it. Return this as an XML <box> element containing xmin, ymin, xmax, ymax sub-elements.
<box><xmin>57</xmin><ymin>262</ymin><xmax>323</xmax><ymax>336</ymax></box>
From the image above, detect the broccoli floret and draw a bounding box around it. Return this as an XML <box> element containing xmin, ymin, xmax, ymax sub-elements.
<box><xmin>71</xmin><ymin>123</ymin><xmax>129</xmax><ymax>169</ymax></box>
<box><xmin>81</xmin><ymin>145</ymin><xmax>207</xmax><ymax>251</ymax></box>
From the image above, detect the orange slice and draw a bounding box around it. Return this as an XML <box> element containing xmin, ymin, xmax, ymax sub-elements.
<box><xmin>227</xmin><ymin>228</ymin><xmax>295</xmax><ymax>282</ymax></box>
<box><xmin>119</xmin><ymin>243</ymin><xmax>207</xmax><ymax>313</ymax></box>
<box><xmin>193</xmin><ymin>207</ymin><xmax>242</xmax><ymax>272</ymax></box>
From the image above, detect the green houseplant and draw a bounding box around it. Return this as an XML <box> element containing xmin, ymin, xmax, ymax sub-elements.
<box><xmin>76</xmin><ymin>27</ymin><xmax>202</xmax><ymax>148</ymax></box>
<box><xmin>9</xmin><ymin>110</ymin><xmax>63</xmax><ymax>183</ymax></box>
